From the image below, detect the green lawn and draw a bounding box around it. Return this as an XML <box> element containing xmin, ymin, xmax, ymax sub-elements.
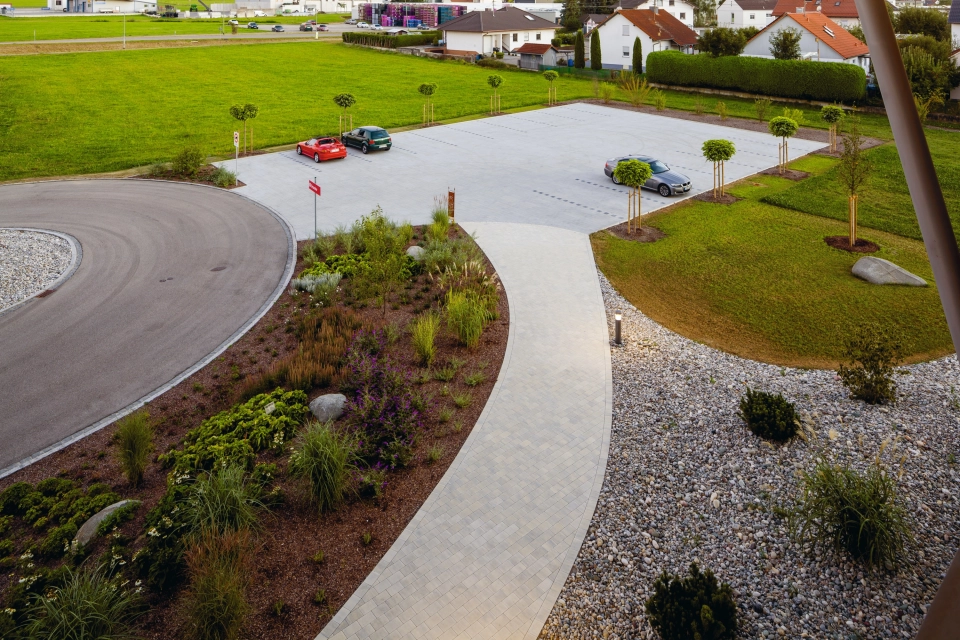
<box><xmin>0</xmin><ymin>42</ymin><xmax>594</xmax><ymax>182</ymax></box>
<box><xmin>761</xmin><ymin>130</ymin><xmax>960</xmax><ymax>242</ymax></box>
<box><xmin>0</xmin><ymin>13</ymin><xmax>345</xmax><ymax>41</ymax></box>
<box><xmin>594</xmin><ymin>154</ymin><xmax>952</xmax><ymax>367</ymax></box>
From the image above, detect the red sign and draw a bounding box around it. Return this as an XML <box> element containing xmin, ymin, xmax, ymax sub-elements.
<box><xmin>308</xmin><ymin>180</ymin><xmax>321</xmax><ymax>196</ymax></box>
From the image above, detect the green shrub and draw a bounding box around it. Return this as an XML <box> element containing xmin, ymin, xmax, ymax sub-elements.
<box><xmin>477</xmin><ymin>58</ymin><xmax>508</xmax><ymax>69</ymax></box>
<box><xmin>39</xmin><ymin>521</ymin><xmax>78</xmax><ymax>558</ymax></box>
<box><xmin>341</xmin><ymin>30</ymin><xmax>439</xmax><ymax>48</ymax></box>
<box><xmin>838</xmin><ymin>324</ymin><xmax>904</xmax><ymax>404</ymax></box>
<box><xmin>96</xmin><ymin>500</ymin><xmax>141</xmax><ymax>538</ymax></box>
<box><xmin>0</xmin><ymin>538</ymin><xmax>13</xmax><ymax>556</ymax></box>
<box><xmin>211</xmin><ymin>166</ymin><xmax>236</xmax><ymax>188</ymax></box>
<box><xmin>115</xmin><ymin>410</ymin><xmax>154</xmax><ymax>487</ymax></box>
<box><xmin>646</xmin><ymin>50</ymin><xmax>866</xmax><ymax>102</ymax></box>
<box><xmin>0</xmin><ymin>482</ymin><xmax>31</xmax><ymax>516</ymax></box>
<box><xmin>445</xmin><ymin>289</ymin><xmax>487</xmax><ymax>349</ymax></box>
<box><xmin>645</xmin><ymin>563</ymin><xmax>738</xmax><ymax>640</ymax></box>
<box><xmin>411</xmin><ymin>312</ymin><xmax>440</xmax><ymax>367</ymax></box>
<box><xmin>738</xmin><ymin>388</ymin><xmax>799</xmax><ymax>442</ymax></box>
<box><xmin>21</xmin><ymin>563</ymin><xmax>144</xmax><ymax>640</ymax></box>
<box><xmin>356</xmin><ymin>464</ymin><xmax>387</xmax><ymax>499</ymax></box>
<box><xmin>172</xmin><ymin>146</ymin><xmax>205</xmax><ymax>178</ymax></box>
<box><xmin>182</xmin><ymin>465</ymin><xmax>264</xmax><ymax>537</ymax></box>
<box><xmin>288</xmin><ymin>421</ymin><xmax>359</xmax><ymax>513</ymax></box>
<box><xmin>184</xmin><ymin>529</ymin><xmax>251</xmax><ymax>640</ymax></box>
<box><xmin>790</xmin><ymin>459</ymin><xmax>911</xmax><ymax>567</ymax></box>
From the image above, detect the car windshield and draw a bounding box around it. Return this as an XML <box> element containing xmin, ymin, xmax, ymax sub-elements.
<box><xmin>306</xmin><ymin>139</ymin><xmax>317</xmax><ymax>145</ymax></box>
<box><xmin>647</xmin><ymin>160</ymin><xmax>669</xmax><ymax>174</ymax></box>
<box><xmin>318</xmin><ymin>138</ymin><xmax>336</xmax><ymax>145</ymax></box>
<box><xmin>369</xmin><ymin>130</ymin><xmax>390</xmax><ymax>139</ymax></box>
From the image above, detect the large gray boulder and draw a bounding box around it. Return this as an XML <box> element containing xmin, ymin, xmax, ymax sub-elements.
<box><xmin>852</xmin><ymin>257</ymin><xmax>927</xmax><ymax>287</ymax></box>
<box><xmin>73</xmin><ymin>499</ymin><xmax>140</xmax><ymax>549</ymax></box>
<box><xmin>406</xmin><ymin>245</ymin><xmax>425</xmax><ymax>261</ymax></box>
<box><xmin>310</xmin><ymin>393</ymin><xmax>347</xmax><ymax>422</ymax></box>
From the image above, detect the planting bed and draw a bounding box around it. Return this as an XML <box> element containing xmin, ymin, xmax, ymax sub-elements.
<box><xmin>0</xmin><ymin>222</ymin><xmax>508</xmax><ymax>639</ymax></box>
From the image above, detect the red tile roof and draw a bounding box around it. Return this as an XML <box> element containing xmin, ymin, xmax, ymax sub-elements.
<box><xmin>751</xmin><ymin>11</ymin><xmax>868</xmax><ymax>59</ymax></box>
<box><xmin>772</xmin><ymin>0</ymin><xmax>859</xmax><ymax>19</ymax></box>
<box><xmin>601</xmin><ymin>8</ymin><xmax>698</xmax><ymax>46</ymax></box>
<box><xmin>515</xmin><ymin>43</ymin><xmax>555</xmax><ymax>54</ymax></box>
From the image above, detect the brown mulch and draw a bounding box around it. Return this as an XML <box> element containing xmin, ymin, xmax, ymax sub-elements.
<box><xmin>759</xmin><ymin>167</ymin><xmax>810</xmax><ymax>181</ymax></box>
<box><xmin>0</xmin><ymin>225</ymin><xmax>509</xmax><ymax>640</ymax></box>
<box><xmin>604</xmin><ymin>222</ymin><xmax>666</xmax><ymax>243</ymax></box>
<box><xmin>692</xmin><ymin>191</ymin><xmax>742</xmax><ymax>205</ymax></box>
<box><xmin>130</xmin><ymin>164</ymin><xmax>246</xmax><ymax>189</ymax></box>
<box><xmin>824</xmin><ymin>235</ymin><xmax>880</xmax><ymax>253</ymax></box>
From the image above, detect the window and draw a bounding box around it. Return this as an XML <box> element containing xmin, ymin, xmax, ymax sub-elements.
<box><xmin>749</xmin><ymin>13</ymin><xmax>755</xmax><ymax>19</ymax></box>
<box><xmin>731</xmin><ymin>12</ymin><xmax>735</xmax><ymax>21</ymax></box>
<box><xmin>623</xmin><ymin>46</ymin><xmax>630</xmax><ymax>56</ymax></box>
<box><xmin>524</xmin><ymin>31</ymin><xmax>529</xmax><ymax>41</ymax></box>
<box><xmin>512</xmin><ymin>33</ymin><xmax>518</xmax><ymax>41</ymax></box>
<box><xmin>623</xmin><ymin>24</ymin><xmax>629</xmax><ymax>35</ymax></box>
<box><xmin>535</xmin><ymin>32</ymin><xmax>541</xmax><ymax>40</ymax></box>
<box><xmin>679</xmin><ymin>12</ymin><xmax>685</xmax><ymax>18</ymax></box>
<box><xmin>669</xmin><ymin>0</ymin><xmax>674</xmax><ymax>5</ymax></box>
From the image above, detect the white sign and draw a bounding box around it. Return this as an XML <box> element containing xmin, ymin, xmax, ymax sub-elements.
<box><xmin>234</xmin><ymin>131</ymin><xmax>239</xmax><ymax>148</ymax></box>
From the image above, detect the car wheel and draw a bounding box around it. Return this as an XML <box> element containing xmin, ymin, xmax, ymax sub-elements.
<box><xmin>296</xmin><ymin>146</ymin><xmax>302</xmax><ymax>155</ymax></box>
<box><xmin>611</xmin><ymin>174</ymin><xmax>621</xmax><ymax>185</ymax></box>
<box><xmin>658</xmin><ymin>184</ymin><xmax>671</xmax><ymax>197</ymax></box>
<box><xmin>361</xmin><ymin>143</ymin><xmax>369</xmax><ymax>154</ymax></box>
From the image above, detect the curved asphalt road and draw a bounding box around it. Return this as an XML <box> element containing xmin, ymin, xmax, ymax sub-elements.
<box><xmin>0</xmin><ymin>180</ymin><xmax>292</xmax><ymax>475</ymax></box>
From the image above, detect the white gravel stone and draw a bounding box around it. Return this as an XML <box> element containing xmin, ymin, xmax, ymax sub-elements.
<box><xmin>539</xmin><ymin>272</ymin><xmax>958</xmax><ymax>640</ymax></box>
<box><xmin>0</xmin><ymin>229</ymin><xmax>73</xmax><ymax>310</ymax></box>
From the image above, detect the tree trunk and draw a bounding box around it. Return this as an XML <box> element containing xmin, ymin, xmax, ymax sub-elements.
<box><xmin>849</xmin><ymin>194</ymin><xmax>858</xmax><ymax>247</ymax></box>
<box><xmin>720</xmin><ymin>161</ymin><xmax>725</xmax><ymax>197</ymax></box>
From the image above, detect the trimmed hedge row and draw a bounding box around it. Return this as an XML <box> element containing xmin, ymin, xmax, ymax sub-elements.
<box><xmin>342</xmin><ymin>31</ymin><xmax>439</xmax><ymax>48</ymax></box>
<box><xmin>646</xmin><ymin>51</ymin><xmax>866</xmax><ymax>102</ymax></box>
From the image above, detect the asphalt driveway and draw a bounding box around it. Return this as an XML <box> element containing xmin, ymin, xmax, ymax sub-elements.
<box><xmin>0</xmin><ymin>180</ymin><xmax>292</xmax><ymax>475</ymax></box>
<box><xmin>227</xmin><ymin>103</ymin><xmax>826</xmax><ymax>240</ymax></box>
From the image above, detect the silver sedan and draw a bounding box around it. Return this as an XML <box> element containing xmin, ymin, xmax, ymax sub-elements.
<box><xmin>603</xmin><ymin>155</ymin><xmax>691</xmax><ymax>197</ymax></box>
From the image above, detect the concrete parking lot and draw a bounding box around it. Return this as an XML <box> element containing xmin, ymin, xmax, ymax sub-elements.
<box><xmin>228</xmin><ymin>103</ymin><xmax>825</xmax><ymax>240</ymax></box>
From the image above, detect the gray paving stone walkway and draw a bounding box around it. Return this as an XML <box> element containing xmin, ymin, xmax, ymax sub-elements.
<box><xmin>316</xmin><ymin>222</ymin><xmax>612</xmax><ymax>640</ymax></box>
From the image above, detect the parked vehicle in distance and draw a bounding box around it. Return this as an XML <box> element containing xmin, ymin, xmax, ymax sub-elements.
<box><xmin>247</xmin><ymin>21</ymin><xmax>259</xmax><ymax>29</ymax></box>
<box><xmin>253</xmin><ymin>10</ymin><xmax>266</xmax><ymax>16</ymax></box>
<box><xmin>371</xmin><ymin>24</ymin><xmax>383</xmax><ymax>30</ymax></box>
<box><xmin>345</xmin><ymin>17</ymin><xmax>357</xmax><ymax>24</ymax></box>
<box><xmin>417</xmin><ymin>24</ymin><xmax>432</xmax><ymax>30</ymax></box>
<box><xmin>299</xmin><ymin>22</ymin><xmax>313</xmax><ymax>30</ymax></box>
<box><xmin>356</xmin><ymin>21</ymin><xmax>369</xmax><ymax>28</ymax></box>
<box><xmin>316</xmin><ymin>23</ymin><xmax>329</xmax><ymax>31</ymax></box>
<box><xmin>341</xmin><ymin>126</ymin><xmax>391</xmax><ymax>154</ymax></box>
<box><xmin>603</xmin><ymin>155</ymin><xmax>691</xmax><ymax>196</ymax></box>
<box><xmin>271</xmin><ymin>24</ymin><xmax>284</xmax><ymax>31</ymax></box>
<box><xmin>297</xmin><ymin>137</ymin><xmax>347</xmax><ymax>162</ymax></box>
<box><xmin>227</xmin><ymin>18</ymin><xmax>239</xmax><ymax>24</ymax></box>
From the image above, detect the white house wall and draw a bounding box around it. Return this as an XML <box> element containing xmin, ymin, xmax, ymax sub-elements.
<box><xmin>715</xmin><ymin>0</ymin><xmax>775</xmax><ymax>28</ymax></box>
<box><xmin>652</xmin><ymin>0</ymin><xmax>695</xmax><ymax>26</ymax></box>
<box><xmin>742</xmin><ymin>15</ymin><xmax>867</xmax><ymax>68</ymax></box>
<box><xmin>595</xmin><ymin>13</ymin><xmax>686</xmax><ymax>71</ymax></box>
<box><xmin>444</xmin><ymin>27</ymin><xmax>556</xmax><ymax>55</ymax></box>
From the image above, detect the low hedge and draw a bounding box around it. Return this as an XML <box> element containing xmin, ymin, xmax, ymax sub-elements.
<box><xmin>646</xmin><ymin>51</ymin><xmax>866</xmax><ymax>102</ymax></box>
<box><xmin>342</xmin><ymin>31</ymin><xmax>439</xmax><ymax>48</ymax></box>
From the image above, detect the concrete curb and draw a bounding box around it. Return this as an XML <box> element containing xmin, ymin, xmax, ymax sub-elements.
<box><xmin>0</xmin><ymin>227</ymin><xmax>82</xmax><ymax>319</ymax></box>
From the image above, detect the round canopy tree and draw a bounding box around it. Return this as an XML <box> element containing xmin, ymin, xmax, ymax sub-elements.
<box><xmin>487</xmin><ymin>74</ymin><xmax>504</xmax><ymax>114</ymax></box>
<box><xmin>613</xmin><ymin>159</ymin><xmax>653</xmax><ymax>234</ymax></box>
<box><xmin>419</xmin><ymin>82</ymin><xmax>438</xmax><ymax>124</ymax></box>
<box><xmin>836</xmin><ymin>117</ymin><xmax>871</xmax><ymax>247</ymax></box>
<box><xmin>229</xmin><ymin>103</ymin><xmax>259</xmax><ymax>154</ymax></box>
<box><xmin>543</xmin><ymin>70</ymin><xmax>559</xmax><ymax>104</ymax></box>
<box><xmin>334</xmin><ymin>93</ymin><xmax>356</xmax><ymax>135</ymax></box>
<box><xmin>769</xmin><ymin>116</ymin><xmax>799</xmax><ymax>173</ymax></box>
<box><xmin>821</xmin><ymin>104</ymin><xmax>845</xmax><ymax>153</ymax></box>
<box><xmin>702</xmin><ymin>139</ymin><xmax>736</xmax><ymax>198</ymax></box>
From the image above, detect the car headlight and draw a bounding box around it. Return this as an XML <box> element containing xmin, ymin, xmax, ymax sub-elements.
<box><xmin>671</xmin><ymin>184</ymin><xmax>683</xmax><ymax>188</ymax></box>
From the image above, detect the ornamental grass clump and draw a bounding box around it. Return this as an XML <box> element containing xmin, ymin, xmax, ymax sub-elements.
<box><xmin>445</xmin><ymin>290</ymin><xmax>487</xmax><ymax>349</ymax></box>
<box><xmin>738</xmin><ymin>387</ymin><xmax>799</xmax><ymax>442</ymax></box>
<box><xmin>411</xmin><ymin>311</ymin><xmax>440</xmax><ymax>367</ymax></box>
<box><xmin>181</xmin><ymin>465</ymin><xmax>264</xmax><ymax>536</ymax></box>
<box><xmin>289</xmin><ymin>421</ymin><xmax>359</xmax><ymax>512</ymax></box>
<box><xmin>184</xmin><ymin>528</ymin><xmax>252</xmax><ymax>640</ymax></box>
<box><xmin>789</xmin><ymin>458</ymin><xmax>911</xmax><ymax>567</ymax></box>
<box><xmin>115</xmin><ymin>410</ymin><xmax>154</xmax><ymax>487</ymax></box>
<box><xmin>838</xmin><ymin>323</ymin><xmax>904</xmax><ymax>405</ymax></box>
<box><xmin>645</xmin><ymin>563</ymin><xmax>738</xmax><ymax>640</ymax></box>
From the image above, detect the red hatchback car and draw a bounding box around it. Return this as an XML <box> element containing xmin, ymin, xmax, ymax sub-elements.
<box><xmin>296</xmin><ymin>137</ymin><xmax>347</xmax><ymax>162</ymax></box>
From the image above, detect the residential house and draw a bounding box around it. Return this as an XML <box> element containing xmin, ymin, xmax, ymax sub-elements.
<box><xmin>771</xmin><ymin>0</ymin><xmax>860</xmax><ymax>28</ymax></box>
<box><xmin>580</xmin><ymin>12</ymin><xmax>609</xmax><ymax>32</ymax></box>
<box><xmin>440</xmin><ymin>5</ymin><xmax>559</xmax><ymax>56</ymax></box>
<box><xmin>516</xmin><ymin>42</ymin><xmax>559</xmax><ymax>68</ymax></box>
<box><xmin>593</xmin><ymin>7</ymin><xmax>698</xmax><ymax>71</ymax></box>
<box><xmin>617</xmin><ymin>0</ymin><xmax>696</xmax><ymax>26</ymax></box>
<box><xmin>715</xmin><ymin>0</ymin><xmax>778</xmax><ymax>28</ymax></box>
<box><xmin>950</xmin><ymin>0</ymin><xmax>960</xmax><ymax>45</ymax></box>
<box><xmin>742</xmin><ymin>10</ymin><xmax>870</xmax><ymax>69</ymax></box>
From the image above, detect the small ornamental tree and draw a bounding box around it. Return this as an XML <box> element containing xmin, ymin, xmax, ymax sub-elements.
<box><xmin>543</xmin><ymin>70</ymin><xmax>559</xmax><ymax>104</ymax></box>
<box><xmin>613</xmin><ymin>159</ymin><xmax>652</xmax><ymax>234</ymax></box>
<box><xmin>820</xmin><ymin>104</ymin><xmax>845</xmax><ymax>153</ymax></box>
<box><xmin>836</xmin><ymin>117</ymin><xmax>871</xmax><ymax>247</ymax></box>
<box><xmin>487</xmin><ymin>74</ymin><xmax>504</xmax><ymax>114</ymax></box>
<box><xmin>333</xmin><ymin>92</ymin><xmax>356</xmax><ymax>135</ymax></box>
<box><xmin>632</xmin><ymin>36</ymin><xmax>643</xmax><ymax>74</ymax></box>
<box><xmin>229</xmin><ymin>104</ymin><xmax>258</xmax><ymax>154</ymax></box>
<box><xmin>769</xmin><ymin>116</ymin><xmax>798</xmax><ymax>174</ymax></box>
<box><xmin>243</xmin><ymin>104</ymin><xmax>259</xmax><ymax>153</ymax></box>
<box><xmin>574</xmin><ymin>30</ymin><xmax>585</xmax><ymax>69</ymax></box>
<box><xmin>590</xmin><ymin>28</ymin><xmax>602</xmax><ymax>71</ymax></box>
<box><xmin>419</xmin><ymin>82</ymin><xmax>438</xmax><ymax>125</ymax></box>
<box><xmin>769</xmin><ymin>26</ymin><xmax>802</xmax><ymax>60</ymax></box>
<box><xmin>702</xmin><ymin>139</ymin><xmax>736</xmax><ymax>198</ymax></box>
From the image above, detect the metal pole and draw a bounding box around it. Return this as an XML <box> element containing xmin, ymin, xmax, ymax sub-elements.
<box><xmin>123</xmin><ymin>13</ymin><xmax>126</xmax><ymax>49</ymax></box>
<box><xmin>855</xmin><ymin>0</ymin><xmax>960</xmax><ymax>631</ymax></box>
<box><xmin>314</xmin><ymin>175</ymin><xmax>318</xmax><ymax>240</ymax></box>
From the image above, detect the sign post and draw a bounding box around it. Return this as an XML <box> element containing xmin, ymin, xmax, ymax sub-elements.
<box><xmin>233</xmin><ymin>131</ymin><xmax>239</xmax><ymax>186</ymax></box>
<box><xmin>308</xmin><ymin>179</ymin><xmax>321</xmax><ymax>239</ymax></box>
<box><xmin>448</xmin><ymin>188</ymin><xmax>455</xmax><ymax>222</ymax></box>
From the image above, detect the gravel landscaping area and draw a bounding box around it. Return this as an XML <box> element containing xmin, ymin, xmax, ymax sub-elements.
<box><xmin>0</xmin><ymin>228</ymin><xmax>74</xmax><ymax>311</ymax></box>
<box><xmin>539</xmin><ymin>272</ymin><xmax>959</xmax><ymax>640</ymax></box>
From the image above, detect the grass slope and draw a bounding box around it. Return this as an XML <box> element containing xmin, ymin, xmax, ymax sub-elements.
<box><xmin>594</xmin><ymin>155</ymin><xmax>952</xmax><ymax>368</ymax></box>
<box><xmin>0</xmin><ymin>42</ymin><xmax>592</xmax><ymax>181</ymax></box>
<box><xmin>762</xmin><ymin>131</ymin><xmax>960</xmax><ymax>242</ymax></box>
<box><xmin>0</xmin><ymin>14</ymin><xmax>344</xmax><ymax>41</ymax></box>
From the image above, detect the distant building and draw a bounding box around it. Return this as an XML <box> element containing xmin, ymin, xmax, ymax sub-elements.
<box><xmin>593</xmin><ymin>7</ymin><xmax>698</xmax><ymax>71</ymax></box>
<box><xmin>950</xmin><ymin>0</ymin><xmax>960</xmax><ymax>44</ymax></box>
<box><xmin>440</xmin><ymin>5</ymin><xmax>558</xmax><ymax>56</ymax></box>
<box><xmin>715</xmin><ymin>0</ymin><xmax>778</xmax><ymax>28</ymax></box>
<box><xmin>617</xmin><ymin>0</ymin><xmax>696</xmax><ymax>26</ymax></box>
<box><xmin>771</xmin><ymin>0</ymin><xmax>860</xmax><ymax>28</ymax></box>
<box><xmin>742</xmin><ymin>10</ymin><xmax>869</xmax><ymax>68</ymax></box>
<box><xmin>47</xmin><ymin>0</ymin><xmax>155</xmax><ymax>12</ymax></box>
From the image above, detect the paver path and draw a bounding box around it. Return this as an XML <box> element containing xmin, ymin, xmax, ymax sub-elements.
<box><xmin>317</xmin><ymin>222</ymin><xmax>612</xmax><ymax>640</ymax></box>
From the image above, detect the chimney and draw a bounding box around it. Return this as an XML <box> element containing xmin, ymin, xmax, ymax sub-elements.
<box><xmin>652</xmin><ymin>4</ymin><xmax>658</xmax><ymax>14</ymax></box>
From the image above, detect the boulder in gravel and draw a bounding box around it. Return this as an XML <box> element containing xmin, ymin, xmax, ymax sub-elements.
<box><xmin>310</xmin><ymin>393</ymin><xmax>347</xmax><ymax>422</ymax></box>
<box><xmin>852</xmin><ymin>257</ymin><xmax>927</xmax><ymax>286</ymax></box>
<box><xmin>406</xmin><ymin>245</ymin><xmax>425</xmax><ymax>261</ymax></box>
<box><xmin>73</xmin><ymin>499</ymin><xmax>139</xmax><ymax>548</ymax></box>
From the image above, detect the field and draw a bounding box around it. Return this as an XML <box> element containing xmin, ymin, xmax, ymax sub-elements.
<box><xmin>0</xmin><ymin>42</ymin><xmax>595</xmax><ymax>182</ymax></box>
<box><xmin>593</xmin><ymin>154</ymin><xmax>953</xmax><ymax>368</ymax></box>
<box><xmin>0</xmin><ymin>13</ymin><xmax>345</xmax><ymax>41</ymax></box>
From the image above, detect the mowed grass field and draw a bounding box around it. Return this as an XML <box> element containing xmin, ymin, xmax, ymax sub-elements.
<box><xmin>0</xmin><ymin>42</ymin><xmax>594</xmax><ymax>181</ymax></box>
<box><xmin>0</xmin><ymin>13</ymin><xmax>345</xmax><ymax>41</ymax></box>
